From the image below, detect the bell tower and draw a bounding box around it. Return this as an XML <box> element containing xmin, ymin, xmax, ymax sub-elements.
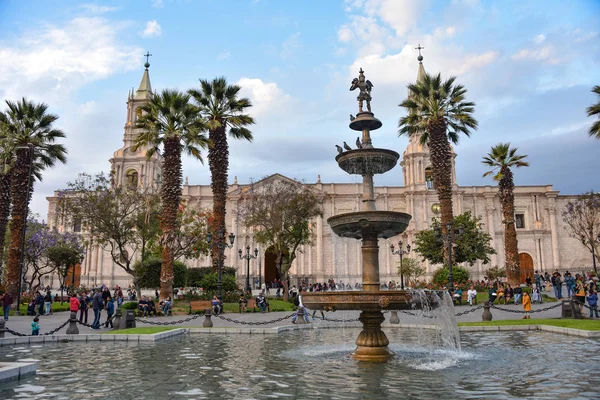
<box><xmin>400</xmin><ymin>47</ymin><xmax>456</xmax><ymax>189</ymax></box>
<box><xmin>109</xmin><ymin>53</ymin><xmax>161</xmax><ymax>190</ymax></box>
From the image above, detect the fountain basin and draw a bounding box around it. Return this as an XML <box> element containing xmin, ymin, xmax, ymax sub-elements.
<box><xmin>327</xmin><ymin>211</ymin><xmax>411</xmax><ymax>239</ymax></box>
<box><xmin>335</xmin><ymin>148</ymin><xmax>399</xmax><ymax>175</ymax></box>
<box><xmin>301</xmin><ymin>290</ymin><xmax>437</xmax><ymax>311</ymax></box>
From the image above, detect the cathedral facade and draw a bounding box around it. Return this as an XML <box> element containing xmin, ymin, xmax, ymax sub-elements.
<box><xmin>45</xmin><ymin>61</ymin><xmax>591</xmax><ymax>290</ymax></box>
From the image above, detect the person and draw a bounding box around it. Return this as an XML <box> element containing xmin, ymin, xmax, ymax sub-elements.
<box><xmin>147</xmin><ymin>297</ymin><xmax>157</xmax><ymax>317</ymax></box>
<box><xmin>138</xmin><ymin>296</ymin><xmax>149</xmax><ymax>317</ymax></box>
<box><xmin>238</xmin><ymin>294</ymin><xmax>248</xmax><ymax>313</ymax></box>
<box><xmin>79</xmin><ymin>292</ymin><xmax>89</xmax><ymax>324</ymax></box>
<box><xmin>522</xmin><ymin>291</ymin><xmax>531</xmax><ymax>319</ymax></box>
<box><xmin>105</xmin><ymin>296</ymin><xmax>115</xmax><ymax>328</ymax></box>
<box><xmin>291</xmin><ymin>289</ymin><xmax>310</xmax><ymax>324</ymax></box>
<box><xmin>531</xmin><ymin>284</ymin><xmax>542</xmax><ymax>304</ymax></box>
<box><xmin>565</xmin><ymin>273</ymin><xmax>575</xmax><ymax>298</ymax></box>
<box><xmin>114</xmin><ymin>286</ymin><xmax>124</xmax><ymax>307</ymax></box>
<box><xmin>155</xmin><ymin>289</ymin><xmax>159</xmax><ymax>301</ymax></box>
<box><xmin>161</xmin><ymin>296</ymin><xmax>172</xmax><ymax>316</ymax></box>
<box><xmin>467</xmin><ymin>285</ymin><xmax>477</xmax><ymax>306</ymax></box>
<box><xmin>69</xmin><ymin>293</ymin><xmax>80</xmax><ymax>314</ymax></box>
<box><xmin>525</xmin><ymin>275</ymin><xmax>532</xmax><ymax>287</ymax></box>
<box><xmin>211</xmin><ymin>295</ymin><xmax>221</xmax><ymax>315</ymax></box>
<box><xmin>27</xmin><ymin>300</ymin><xmax>36</xmax><ymax>316</ymax></box>
<box><xmin>261</xmin><ymin>282</ymin><xmax>266</xmax><ymax>295</ymax></box>
<box><xmin>496</xmin><ymin>285</ymin><xmax>505</xmax><ymax>304</ymax></box>
<box><xmin>504</xmin><ymin>284</ymin><xmax>513</xmax><ymax>305</ymax></box>
<box><xmin>34</xmin><ymin>291</ymin><xmax>44</xmax><ymax>317</ymax></box>
<box><xmin>32</xmin><ymin>316</ymin><xmax>40</xmax><ymax>336</ymax></box>
<box><xmin>574</xmin><ymin>275</ymin><xmax>586</xmax><ymax>315</ymax></box>
<box><xmin>275</xmin><ymin>287</ymin><xmax>281</xmax><ymax>299</ymax></box>
<box><xmin>513</xmin><ymin>286</ymin><xmax>522</xmax><ymax>305</ymax></box>
<box><xmin>2</xmin><ymin>291</ymin><xmax>13</xmax><ymax>320</ymax></box>
<box><xmin>488</xmin><ymin>284</ymin><xmax>497</xmax><ymax>304</ymax></box>
<box><xmin>552</xmin><ymin>272</ymin><xmax>562</xmax><ymax>299</ymax></box>
<box><xmin>534</xmin><ymin>271</ymin><xmax>542</xmax><ymax>290</ymax></box>
<box><xmin>257</xmin><ymin>293</ymin><xmax>267</xmax><ymax>313</ymax></box>
<box><xmin>453</xmin><ymin>287</ymin><xmax>463</xmax><ymax>305</ymax></box>
<box><xmin>44</xmin><ymin>290</ymin><xmax>53</xmax><ymax>316</ymax></box>
<box><xmin>101</xmin><ymin>286</ymin><xmax>111</xmax><ymax>306</ymax></box>
<box><xmin>91</xmin><ymin>289</ymin><xmax>103</xmax><ymax>330</ymax></box>
<box><xmin>587</xmin><ymin>290</ymin><xmax>599</xmax><ymax>318</ymax></box>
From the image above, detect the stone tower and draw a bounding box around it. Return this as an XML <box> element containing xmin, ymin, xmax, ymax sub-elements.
<box><xmin>109</xmin><ymin>59</ymin><xmax>161</xmax><ymax>189</ymax></box>
<box><xmin>400</xmin><ymin>50</ymin><xmax>457</xmax><ymax>189</ymax></box>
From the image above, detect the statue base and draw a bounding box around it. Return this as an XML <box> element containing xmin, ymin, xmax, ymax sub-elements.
<box><xmin>350</xmin><ymin>112</ymin><xmax>382</xmax><ymax>131</ymax></box>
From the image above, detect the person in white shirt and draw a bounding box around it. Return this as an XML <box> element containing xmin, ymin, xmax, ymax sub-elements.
<box><xmin>467</xmin><ymin>285</ymin><xmax>477</xmax><ymax>306</ymax></box>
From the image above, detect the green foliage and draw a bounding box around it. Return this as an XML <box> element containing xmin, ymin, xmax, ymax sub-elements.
<box><xmin>414</xmin><ymin>212</ymin><xmax>496</xmax><ymax>266</ymax></box>
<box><xmin>121</xmin><ymin>301</ymin><xmax>139</xmax><ymax>310</ymax></box>
<box><xmin>485</xmin><ymin>266</ymin><xmax>507</xmax><ymax>280</ymax></box>
<box><xmin>134</xmin><ymin>257</ymin><xmax>188</xmax><ymax>288</ymax></box>
<box><xmin>187</xmin><ymin>266</ymin><xmax>236</xmax><ymax>286</ymax></box>
<box><xmin>397</xmin><ymin>257</ymin><xmax>426</xmax><ymax>286</ymax></box>
<box><xmin>432</xmin><ymin>266</ymin><xmax>470</xmax><ymax>286</ymax></box>
<box><xmin>198</xmin><ymin>272</ymin><xmax>239</xmax><ymax>293</ymax></box>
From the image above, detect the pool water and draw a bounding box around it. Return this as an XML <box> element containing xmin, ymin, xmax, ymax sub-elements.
<box><xmin>0</xmin><ymin>328</ymin><xmax>598</xmax><ymax>399</ymax></box>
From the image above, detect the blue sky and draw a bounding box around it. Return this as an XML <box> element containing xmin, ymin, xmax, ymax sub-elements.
<box><xmin>0</xmin><ymin>0</ymin><xmax>599</xmax><ymax>218</ymax></box>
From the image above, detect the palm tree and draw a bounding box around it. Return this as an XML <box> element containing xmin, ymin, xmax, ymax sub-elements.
<box><xmin>398</xmin><ymin>73</ymin><xmax>477</xmax><ymax>266</ymax></box>
<box><xmin>0</xmin><ymin>134</ymin><xmax>13</xmax><ymax>275</ymax></box>
<box><xmin>0</xmin><ymin>98</ymin><xmax>67</xmax><ymax>298</ymax></box>
<box><xmin>188</xmin><ymin>77</ymin><xmax>254</xmax><ymax>269</ymax></box>
<box><xmin>133</xmin><ymin>89</ymin><xmax>208</xmax><ymax>299</ymax></box>
<box><xmin>482</xmin><ymin>143</ymin><xmax>529</xmax><ymax>285</ymax></box>
<box><xmin>587</xmin><ymin>85</ymin><xmax>600</xmax><ymax>139</ymax></box>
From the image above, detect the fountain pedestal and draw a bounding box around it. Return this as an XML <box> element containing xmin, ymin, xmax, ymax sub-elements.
<box><xmin>353</xmin><ymin>310</ymin><xmax>390</xmax><ymax>361</ymax></box>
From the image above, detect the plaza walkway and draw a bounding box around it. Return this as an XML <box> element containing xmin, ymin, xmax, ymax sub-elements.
<box><xmin>2</xmin><ymin>301</ymin><xmax>566</xmax><ymax>336</ymax></box>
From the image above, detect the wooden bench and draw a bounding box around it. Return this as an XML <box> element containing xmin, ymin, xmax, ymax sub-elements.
<box><xmin>454</xmin><ymin>292</ymin><xmax>478</xmax><ymax>306</ymax></box>
<box><xmin>190</xmin><ymin>300</ymin><xmax>218</xmax><ymax>315</ymax></box>
<box><xmin>239</xmin><ymin>298</ymin><xmax>270</xmax><ymax>313</ymax></box>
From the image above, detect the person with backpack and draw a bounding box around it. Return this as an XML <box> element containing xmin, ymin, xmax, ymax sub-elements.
<box><xmin>105</xmin><ymin>296</ymin><xmax>115</xmax><ymax>328</ymax></box>
<box><xmin>44</xmin><ymin>290</ymin><xmax>53</xmax><ymax>315</ymax></box>
<box><xmin>79</xmin><ymin>292</ymin><xmax>89</xmax><ymax>324</ymax></box>
<box><xmin>91</xmin><ymin>288</ymin><xmax>103</xmax><ymax>330</ymax></box>
<box><xmin>291</xmin><ymin>289</ymin><xmax>310</xmax><ymax>324</ymax></box>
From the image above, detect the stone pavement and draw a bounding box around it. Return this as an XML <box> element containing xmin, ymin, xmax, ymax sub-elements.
<box><xmin>2</xmin><ymin>301</ymin><xmax>565</xmax><ymax>336</ymax></box>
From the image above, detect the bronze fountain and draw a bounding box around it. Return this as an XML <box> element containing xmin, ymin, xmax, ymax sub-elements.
<box><xmin>302</xmin><ymin>68</ymin><xmax>437</xmax><ymax>361</ymax></box>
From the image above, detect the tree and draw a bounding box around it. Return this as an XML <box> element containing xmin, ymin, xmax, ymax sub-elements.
<box><xmin>0</xmin><ymin>98</ymin><xmax>67</xmax><ymax>298</ymax></box>
<box><xmin>237</xmin><ymin>178</ymin><xmax>323</xmax><ymax>301</ymax></box>
<box><xmin>133</xmin><ymin>89</ymin><xmax>208</xmax><ymax>299</ymax></box>
<box><xmin>188</xmin><ymin>78</ymin><xmax>254</xmax><ymax>270</ymax></box>
<box><xmin>47</xmin><ymin>231</ymin><xmax>85</xmax><ymax>302</ymax></box>
<box><xmin>587</xmin><ymin>85</ymin><xmax>600</xmax><ymax>139</ymax></box>
<box><xmin>0</xmin><ymin>132</ymin><xmax>13</xmax><ymax>277</ymax></box>
<box><xmin>562</xmin><ymin>191</ymin><xmax>600</xmax><ymax>272</ymax></box>
<box><xmin>135</xmin><ymin>257</ymin><xmax>188</xmax><ymax>289</ymax></box>
<box><xmin>414</xmin><ymin>212</ymin><xmax>496</xmax><ymax>266</ymax></box>
<box><xmin>59</xmin><ymin>173</ymin><xmax>161</xmax><ymax>298</ymax></box>
<box><xmin>433</xmin><ymin>266</ymin><xmax>470</xmax><ymax>286</ymax></box>
<box><xmin>398</xmin><ymin>73</ymin><xmax>477</xmax><ymax>265</ymax></box>
<box><xmin>482</xmin><ymin>143</ymin><xmax>529</xmax><ymax>285</ymax></box>
<box><xmin>23</xmin><ymin>219</ymin><xmax>59</xmax><ymax>290</ymax></box>
<box><xmin>485</xmin><ymin>266</ymin><xmax>507</xmax><ymax>281</ymax></box>
<box><xmin>397</xmin><ymin>258</ymin><xmax>426</xmax><ymax>287</ymax></box>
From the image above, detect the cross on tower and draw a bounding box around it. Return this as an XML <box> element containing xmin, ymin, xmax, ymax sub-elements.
<box><xmin>415</xmin><ymin>44</ymin><xmax>424</xmax><ymax>56</ymax></box>
<box><xmin>144</xmin><ymin>51</ymin><xmax>152</xmax><ymax>64</ymax></box>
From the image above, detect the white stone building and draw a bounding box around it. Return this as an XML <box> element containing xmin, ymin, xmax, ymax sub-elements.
<box><xmin>45</xmin><ymin>60</ymin><xmax>593</xmax><ymax>289</ymax></box>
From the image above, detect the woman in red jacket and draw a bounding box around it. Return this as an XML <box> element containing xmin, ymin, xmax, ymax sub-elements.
<box><xmin>69</xmin><ymin>293</ymin><xmax>81</xmax><ymax>313</ymax></box>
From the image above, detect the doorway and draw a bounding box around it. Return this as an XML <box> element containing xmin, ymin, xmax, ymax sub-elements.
<box><xmin>264</xmin><ymin>247</ymin><xmax>281</xmax><ymax>287</ymax></box>
<box><xmin>519</xmin><ymin>253</ymin><xmax>534</xmax><ymax>284</ymax></box>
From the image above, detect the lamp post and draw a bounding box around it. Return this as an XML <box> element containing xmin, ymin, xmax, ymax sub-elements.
<box><xmin>207</xmin><ymin>229</ymin><xmax>235</xmax><ymax>302</ymax></box>
<box><xmin>390</xmin><ymin>241</ymin><xmax>411</xmax><ymax>289</ymax></box>
<box><xmin>14</xmin><ymin>144</ymin><xmax>35</xmax><ymax>316</ymax></box>
<box><xmin>435</xmin><ymin>222</ymin><xmax>464</xmax><ymax>292</ymax></box>
<box><xmin>591</xmin><ymin>234</ymin><xmax>600</xmax><ymax>274</ymax></box>
<box><xmin>239</xmin><ymin>245</ymin><xmax>258</xmax><ymax>294</ymax></box>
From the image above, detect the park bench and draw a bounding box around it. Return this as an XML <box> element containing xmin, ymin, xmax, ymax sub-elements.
<box><xmin>190</xmin><ymin>300</ymin><xmax>218</xmax><ymax>315</ymax></box>
<box><xmin>239</xmin><ymin>298</ymin><xmax>271</xmax><ymax>313</ymax></box>
<box><xmin>454</xmin><ymin>292</ymin><xmax>477</xmax><ymax>306</ymax></box>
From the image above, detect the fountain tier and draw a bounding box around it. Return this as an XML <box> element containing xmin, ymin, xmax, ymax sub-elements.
<box><xmin>327</xmin><ymin>211</ymin><xmax>411</xmax><ymax>240</ymax></box>
<box><xmin>336</xmin><ymin>148</ymin><xmax>399</xmax><ymax>176</ymax></box>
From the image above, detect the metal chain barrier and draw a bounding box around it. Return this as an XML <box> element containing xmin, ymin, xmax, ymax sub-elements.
<box><xmin>454</xmin><ymin>305</ymin><xmax>484</xmax><ymax>317</ymax></box>
<box><xmin>215</xmin><ymin>313</ymin><xmax>295</xmax><ymax>325</ymax></box>
<box><xmin>135</xmin><ymin>314</ymin><xmax>204</xmax><ymax>325</ymax></box>
<box><xmin>6</xmin><ymin>319</ymin><xmax>70</xmax><ymax>337</ymax></box>
<box><xmin>320</xmin><ymin>316</ymin><xmax>360</xmax><ymax>323</ymax></box>
<box><xmin>490</xmin><ymin>302</ymin><xmax>562</xmax><ymax>314</ymax></box>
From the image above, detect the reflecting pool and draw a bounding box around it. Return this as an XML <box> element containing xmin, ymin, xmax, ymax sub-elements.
<box><xmin>1</xmin><ymin>328</ymin><xmax>599</xmax><ymax>399</ymax></box>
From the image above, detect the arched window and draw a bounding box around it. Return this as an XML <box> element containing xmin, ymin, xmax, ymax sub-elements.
<box><xmin>125</xmin><ymin>169</ymin><xmax>138</xmax><ymax>189</ymax></box>
<box><xmin>136</xmin><ymin>107</ymin><xmax>142</xmax><ymax>120</ymax></box>
<box><xmin>425</xmin><ymin>166</ymin><xmax>434</xmax><ymax>190</ymax></box>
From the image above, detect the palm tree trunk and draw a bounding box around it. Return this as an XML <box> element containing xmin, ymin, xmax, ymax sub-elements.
<box><xmin>428</xmin><ymin>119</ymin><xmax>454</xmax><ymax>266</ymax></box>
<box><xmin>6</xmin><ymin>147</ymin><xmax>31</xmax><ymax>298</ymax></box>
<box><xmin>0</xmin><ymin>171</ymin><xmax>11</xmax><ymax>275</ymax></box>
<box><xmin>499</xmin><ymin>167</ymin><xmax>520</xmax><ymax>285</ymax></box>
<box><xmin>208</xmin><ymin>125</ymin><xmax>229</xmax><ymax>270</ymax></box>
<box><xmin>159</xmin><ymin>136</ymin><xmax>182</xmax><ymax>300</ymax></box>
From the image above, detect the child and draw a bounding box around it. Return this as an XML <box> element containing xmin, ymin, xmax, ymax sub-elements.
<box><xmin>587</xmin><ymin>290</ymin><xmax>599</xmax><ymax>318</ymax></box>
<box><xmin>522</xmin><ymin>291</ymin><xmax>531</xmax><ymax>319</ymax></box>
<box><xmin>32</xmin><ymin>316</ymin><xmax>40</xmax><ymax>336</ymax></box>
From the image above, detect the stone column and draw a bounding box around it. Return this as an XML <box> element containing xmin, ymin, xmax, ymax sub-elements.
<box><xmin>317</xmin><ymin>211</ymin><xmax>323</xmax><ymax>276</ymax></box>
<box><xmin>484</xmin><ymin>194</ymin><xmax>497</xmax><ymax>266</ymax></box>
<box><xmin>548</xmin><ymin>202</ymin><xmax>559</xmax><ymax>269</ymax></box>
<box><xmin>361</xmin><ymin>232</ymin><xmax>380</xmax><ymax>292</ymax></box>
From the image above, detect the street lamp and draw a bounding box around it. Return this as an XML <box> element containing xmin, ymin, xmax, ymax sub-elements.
<box><xmin>206</xmin><ymin>228</ymin><xmax>235</xmax><ymax>302</ymax></box>
<box><xmin>239</xmin><ymin>245</ymin><xmax>258</xmax><ymax>294</ymax></box>
<box><xmin>14</xmin><ymin>144</ymin><xmax>35</xmax><ymax>316</ymax></box>
<box><xmin>390</xmin><ymin>240</ymin><xmax>411</xmax><ymax>289</ymax></box>
<box><xmin>591</xmin><ymin>234</ymin><xmax>600</xmax><ymax>274</ymax></box>
<box><xmin>434</xmin><ymin>222</ymin><xmax>464</xmax><ymax>292</ymax></box>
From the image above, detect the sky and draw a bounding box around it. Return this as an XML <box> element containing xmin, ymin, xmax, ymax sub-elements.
<box><xmin>0</xmin><ymin>0</ymin><xmax>599</xmax><ymax>219</ymax></box>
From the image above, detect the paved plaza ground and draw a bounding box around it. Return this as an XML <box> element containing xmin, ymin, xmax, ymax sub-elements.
<box><xmin>2</xmin><ymin>300</ymin><xmax>568</xmax><ymax>336</ymax></box>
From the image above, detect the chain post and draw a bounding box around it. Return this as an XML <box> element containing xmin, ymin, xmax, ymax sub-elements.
<box><xmin>0</xmin><ymin>317</ymin><xmax>5</xmax><ymax>338</ymax></box>
<box><xmin>66</xmin><ymin>311</ymin><xmax>79</xmax><ymax>334</ymax></box>
<box><xmin>203</xmin><ymin>309</ymin><xmax>213</xmax><ymax>328</ymax></box>
<box><xmin>482</xmin><ymin>301</ymin><xmax>492</xmax><ymax>321</ymax></box>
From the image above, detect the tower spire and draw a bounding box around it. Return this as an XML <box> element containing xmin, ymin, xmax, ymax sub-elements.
<box><xmin>135</xmin><ymin>52</ymin><xmax>152</xmax><ymax>100</ymax></box>
<box><xmin>415</xmin><ymin>44</ymin><xmax>426</xmax><ymax>82</ymax></box>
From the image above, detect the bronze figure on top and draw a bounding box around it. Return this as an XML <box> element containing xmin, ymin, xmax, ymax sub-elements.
<box><xmin>350</xmin><ymin>68</ymin><xmax>373</xmax><ymax>113</ymax></box>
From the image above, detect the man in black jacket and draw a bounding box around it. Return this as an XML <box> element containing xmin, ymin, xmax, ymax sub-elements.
<box><xmin>91</xmin><ymin>289</ymin><xmax>104</xmax><ymax>330</ymax></box>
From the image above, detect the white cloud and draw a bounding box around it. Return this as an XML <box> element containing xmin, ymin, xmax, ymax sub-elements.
<box><xmin>449</xmin><ymin>51</ymin><xmax>499</xmax><ymax>75</ymax></box>
<box><xmin>216</xmin><ymin>51</ymin><xmax>231</xmax><ymax>60</ymax></box>
<box><xmin>236</xmin><ymin>78</ymin><xmax>293</xmax><ymax>118</ymax></box>
<box><xmin>533</xmin><ymin>34</ymin><xmax>545</xmax><ymax>44</ymax></box>
<box><xmin>512</xmin><ymin>45</ymin><xmax>559</xmax><ymax>64</ymax></box>
<box><xmin>151</xmin><ymin>0</ymin><xmax>164</xmax><ymax>8</ymax></box>
<box><xmin>338</xmin><ymin>26</ymin><xmax>353</xmax><ymax>43</ymax></box>
<box><xmin>363</xmin><ymin>0</ymin><xmax>424</xmax><ymax>36</ymax></box>
<box><xmin>280</xmin><ymin>32</ymin><xmax>301</xmax><ymax>60</ymax></box>
<box><xmin>0</xmin><ymin>17</ymin><xmax>142</xmax><ymax>102</ymax></box>
<box><xmin>142</xmin><ymin>20</ymin><xmax>162</xmax><ymax>38</ymax></box>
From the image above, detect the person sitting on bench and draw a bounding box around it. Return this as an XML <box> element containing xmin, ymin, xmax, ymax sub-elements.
<box><xmin>160</xmin><ymin>296</ymin><xmax>172</xmax><ymax>316</ymax></box>
<box><xmin>257</xmin><ymin>293</ymin><xmax>268</xmax><ymax>313</ymax></box>
<box><xmin>147</xmin><ymin>298</ymin><xmax>157</xmax><ymax>317</ymax></box>
<box><xmin>211</xmin><ymin>295</ymin><xmax>222</xmax><ymax>315</ymax></box>
<box><xmin>238</xmin><ymin>294</ymin><xmax>248</xmax><ymax>313</ymax></box>
<box><xmin>138</xmin><ymin>296</ymin><xmax>149</xmax><ymax>316</ymax></box>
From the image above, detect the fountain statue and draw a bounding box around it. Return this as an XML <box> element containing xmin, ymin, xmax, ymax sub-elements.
<box><xmin>302</xmin><ymin>68</ymin><xmax>437</xmax><ymax>362</ymax></box>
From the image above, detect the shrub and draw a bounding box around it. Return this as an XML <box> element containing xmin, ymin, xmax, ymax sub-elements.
<box><xmin>134</xmin><ymin>258</ymin><xmax>188</xmax><ymax>288</ymax></box>
<box><xmin>198</xmin><ymin>273</ymin><xmax>239</xmax><ymax>293</ymax></box>
<box><xmin>187</xmin><ymin>267</ymin><xmax>237</xmax><ymax>287</ymax></box>
<box><xmin>121</xmin><ymin>301</ymin><xmax>139</xmax><ymax>310</ymax></box>
<box><xmin>432</xmin><ymin>266</ymin><xmax>470</xmax><ymax>286</ymax></box>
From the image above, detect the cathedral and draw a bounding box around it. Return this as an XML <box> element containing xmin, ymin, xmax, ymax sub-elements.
<box><xmin>45</xmin><ymin>57</ymin><xmax>591</xmax><ymax>290</ymax></box>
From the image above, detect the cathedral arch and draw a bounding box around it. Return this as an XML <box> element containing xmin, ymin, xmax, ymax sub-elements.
<box><xmin>125</xmin><ymin>169</ymin><xmax>139</xmax><ymax>189</ymax></box>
